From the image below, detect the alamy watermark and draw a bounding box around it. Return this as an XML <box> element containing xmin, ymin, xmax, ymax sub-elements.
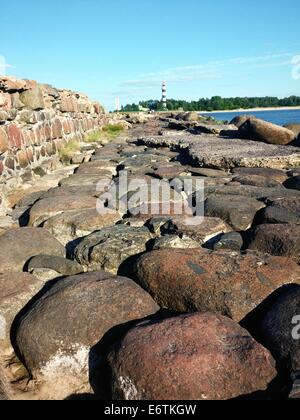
<box><xmin>292</xmin><ymin>55</ymin><xmax>300</xmax><ymax>80</ymax></box>
<box><xmin>95</xmin><ymin>171</ymin><xmax>204</xmax><ymax>225</ymax></box>
<box><xmin>292</xmin><ymin>316</ymin><xmax>300</xmax><ymax>340</ymax></box>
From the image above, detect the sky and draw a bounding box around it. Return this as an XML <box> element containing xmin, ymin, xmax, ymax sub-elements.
<box><xmin>1</xmin><ymin>0</ymin><xmax>300</xmax><ymax>110</ymax></box>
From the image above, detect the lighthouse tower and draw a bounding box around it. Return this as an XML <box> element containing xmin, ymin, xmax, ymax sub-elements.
<box><xmin>161</xmin><ymin>81</ymin><xmax>167</xmax><ymax>109</ymax></box>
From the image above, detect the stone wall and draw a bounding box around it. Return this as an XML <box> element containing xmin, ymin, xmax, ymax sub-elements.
<box><xmin>0</xmin><ymin>76</ymin><xmax>107</xmax><ymax>185</ymax></box>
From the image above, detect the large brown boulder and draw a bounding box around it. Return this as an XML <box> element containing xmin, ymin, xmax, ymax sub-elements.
<box><xmin>239</xmin><ymin>118</ymin><xmax>296</xmax><ymax>145</ymax></box>
<box><xmin>133</xmin><ymin>248</ymin><xmax>300</xmax><ymax>322</ymax></box>
<box><xmin>13</xmin><ymin>271</ymin><xmax>159</xmax><ymax>400</ymax></box>
<box><xmin>0</xmin><ymin>228</ymin><xmax>65</xmax><ymax>272</ymax></box>
<box><xmin>248</xmin><ymin>224</ymin><xmax>300</xmax><ymax>262</ymax></box>
<box><xmin>107</xmin><ymin>313</ymin><xmax>276</xmax><ymax>400</ymax></box>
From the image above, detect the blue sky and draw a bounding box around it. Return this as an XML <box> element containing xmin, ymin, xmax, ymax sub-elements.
<box><xmin>1</xmin><ymin>0</ymin><xmax>300</xmax><ymax>110</ymax></box>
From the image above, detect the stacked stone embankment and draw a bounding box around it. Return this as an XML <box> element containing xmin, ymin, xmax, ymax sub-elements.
<box><xmin>0</xmin><ymin>76</ymin><xmax>108</xmax><ymax>208</ymax></box>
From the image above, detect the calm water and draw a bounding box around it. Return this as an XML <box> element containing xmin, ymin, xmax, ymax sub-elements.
<box><xmin>202</xmin><ymin>109</ymin><xmax>300</xmax><ymax>126</ymax></box>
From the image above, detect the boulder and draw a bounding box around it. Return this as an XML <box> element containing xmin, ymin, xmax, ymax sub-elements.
<box><xmin>0</xmin><ymin>272</ymin><xmax>45</xmax><ymax>360</ymax></box>
<box><xmin>232</xmin><ymin>175</ymin><xmax>283</xmax><ymax>188</ymax></box>
<box><xmin>19</xmin><ymin>86</ymin><xmax>45</xmax><ymax>110</ymax></box>
<box><xmin>0</xmin><ymin>228</ymin><xmax>65</xmax><ymax>272</ymax></box>
<box><xmin>204</xmin><ymin>194</ymin><xmax>265</xmax><ymax>231</ymax></box>
<box><xmin>152</xmin><ymin>235</ymin><xmax>200</xmax><ymax>250</ymax></box>
<box><xmin>232</xmin><ymin>167</ymin><xmax>288</xmax><ymax>183</ymax></box>
<box><xmin>255</xmin><ymin>286</ymin><xmax>300</xmax><ymax>373</ymax></box>
<box><xmin>230</xmin><ymin>115</ymin><xmax>254</xmax><ymax>128</ymax></box>
<box><xmin>151</xmin><ymin>165</ymin><xmax>189</xmax><ymax>180</ymax></box>
<box><xmin>27</xmin><ymin>255</ymin><xmax>83</xmax><ymax>277</ymax></box>
<box><xmin>205</xmin><ymin>184</ymin><xmax>300</xmax><ymax>202</ymax></box>
<box><xmin>239</xmin><ymin>118</ymin><xmax>295</xmax><ymax>145</ymax></box>
<box><xmin>161</xmin><ymin>216</ymin><xmax>232</xmax><ymax>245</ymax></box>
<box><xmin>29</xmin><ymin>194</ymin><xmax>98</xmax><ymax>227</ymax></box>
<box><xmin>59</xmin><ymin>174</ymin><xmax>111</xmax><ymax>188</ymax></box>
<box><xmin>261</xmin><ymin>197</ymin><xmax>300</xmax><ymax>224</ymax></box>
<box><xmin>107</xmin><ymin>313</ymin><xmax>276</xmax><ymax>400</ymax></box>
<box><xmin>187</xmin><ymin>167</ymin><xmax>228</xmax><ymax>178</ymax></box>
<box><xmin>133</xmin><ymin>248</ymin><xmax>300</xmax><ymax>322</ymax></box>
<box><xmin>75</xmin><ymin>225</ymin><xmax>153</xmax><ymax>274</ymax></box>
<box><xmin>13</xmin><ymin>271</ymin><xmax>159</xmax><ymax>400</ymax></box>
<box><xmin>44</xmin><ymin>209</ymin><xmax>121</xmax><ymax>245</ymax></box>
<box><xmin>248</xmin><ymin>224</ymin><xmax>300</xmax><ymax>262</ymax></box>
<box><xmin>214</xmin><ymin>231</ymin><xmax>244</xmax><ymax>252</ymax></box>
<box><xmin>284</xmin><ymin>175</ymin><xmax>300</xmax><ymax>191</ymax></box>
<box><xmin>182</xmin><ymin>111</ymin><xmax>199</xmax><ymax>122</ymax></box>
<box><xmin>284</xmin><ymin>124</ymin><xmax>300</xmax><ymax>139</ymax></box>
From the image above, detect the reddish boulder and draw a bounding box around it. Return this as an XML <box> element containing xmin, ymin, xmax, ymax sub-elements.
<box><xmin>134</xmin><ymin>248</ymin><xmax>300</xmax><ymax>321</ymax></box>
<box><xmin>248</xmin><ymin>224</ymin><xmax>300</xmax><ymax>262</ymax></box>
<box><xmin>107</xmin><ymin>313</ymin><xmax>276</xmax><ymax>400</ymax></box>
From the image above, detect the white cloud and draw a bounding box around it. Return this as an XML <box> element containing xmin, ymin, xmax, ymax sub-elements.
<box><xmin>118</xmin><ymin>52</ymin><xmax>294</xmax><ymax>92</ymax></box>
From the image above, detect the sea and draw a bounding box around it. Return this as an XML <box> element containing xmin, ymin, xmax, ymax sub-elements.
<box><xmin>201</xmin><ymin>109</ymin><xmax>300</xmax><ymax>126</ymax></box>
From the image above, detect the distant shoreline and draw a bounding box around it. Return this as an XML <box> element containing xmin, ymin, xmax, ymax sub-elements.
<box><xmin>200</xmin><ymin>106</ymin><xmax>300</xmax><ymax>114</ymax></box>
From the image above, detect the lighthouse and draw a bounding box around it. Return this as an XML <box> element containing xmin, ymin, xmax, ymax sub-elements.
<box><xmin>161</xmin><ymin>81</ymin><xmax>167</xmax><ymax>109</ymax></box>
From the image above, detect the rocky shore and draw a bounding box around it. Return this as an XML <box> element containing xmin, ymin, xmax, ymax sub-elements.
<box><xmin>0</xmin><ymin>106</ymin><xmax>300</xmax><ymax>400</ymax></box>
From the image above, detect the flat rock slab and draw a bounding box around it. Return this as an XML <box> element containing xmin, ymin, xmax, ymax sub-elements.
<box><xmin>107</xmin><ymin>312</ymin><xmax>276</xmax><ymax>400</ymax></box>
<box><xmin>0</xmin><ymin>227</ymin><xmax>65</xmax><ymax>272</ymax></box>
<box><xmin>232</xmin><ymin>167</ymin><xmax>288</xmax><ymax>183</ymax></box>
<box><xmin>204</xmin><ymin>194</ymin><xmax>265</xmax><ymax>231</ymax></box>
<box><xmin>140</xmin><ymin>135</ymin><xmax>300</xmax><ymax>170</ymax></box>
<box><xmin>134</xmin><ymin>248</ymin><xmax>300</xmax><ymax>322</ymax></box>
<box><xmin>59</xmin><ymin>174</ymin><xmax>111</xmax><ymax>188</ymax></box>
<box><xmin>13</xmin><ymin>271</ymin><xmax>159</xmax><ymax>400</ymax></box>
<box><xmin>29</xmin><ymin>194</ymin><xmax>98</xmax><ymax>227</ymax></box>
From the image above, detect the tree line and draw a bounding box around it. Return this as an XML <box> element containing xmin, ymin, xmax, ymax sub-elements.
<box><xmin>121</xmin><ymin>96</ymin><xmax>300</xmax><ymax>112</ymax></box>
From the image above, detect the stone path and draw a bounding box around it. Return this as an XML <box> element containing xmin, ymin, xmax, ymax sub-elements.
<box><xmin>1</xmin><ymin>114</ymin><xmax>300</xmax><ymax>400</ymax></box>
